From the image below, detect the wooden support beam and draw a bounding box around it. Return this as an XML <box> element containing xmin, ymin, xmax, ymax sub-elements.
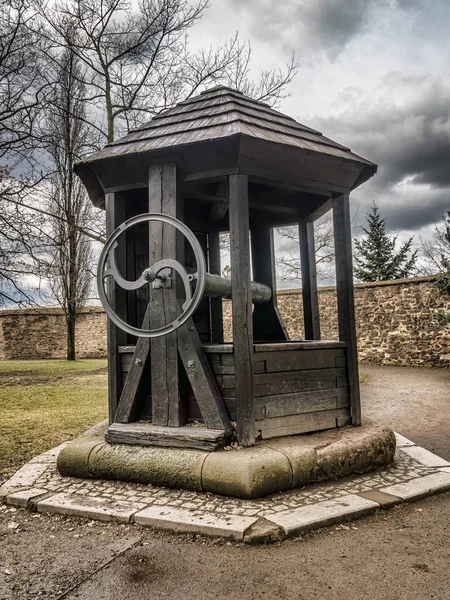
<box><xmin>208</xmin><ymin>232</ymin><xmax>224</xmax><ymax>343</ymax></box>
<box><xmin>332</xmin><ymin>192</ymin><xmax>361</xmax><ymax>426</ymax></box>
<box><xmin>229</xmin><ymin>173</ymin><xmax>255</xmax><ymax>446</ymax></box>
<box><xmin>299</xmin><ymin>219</ymin><xmax>321</xmax><ymax>340</ymax></box>
<box><xmin>251</xmin><ymin>226</ymin><xmax>289</xmax><ymax>341</ymax></box>
<box><xmin>114</xmin><ymin>305</ymin><xmax>151</xmax><ymax>423</ymax></box>
<box><xmin>177</xmin><ymin>314</ymin><xmax>230</xmax><ymax>431</ymax></box>
<box><xmin>105</xmin><ymin>192</ymin><xmax>128</xmax><ymax>423</ymax></box>
<box><xmin>148</xmin><ymin>164</ymin><xmax>183</xmax><ymax>427</ymax></box>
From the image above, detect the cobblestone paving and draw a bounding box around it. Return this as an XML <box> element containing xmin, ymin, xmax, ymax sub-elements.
<box><xmin>34</xmin><ymin>448</ymin><xmax>435</xmax><ymax>518</ymax></box>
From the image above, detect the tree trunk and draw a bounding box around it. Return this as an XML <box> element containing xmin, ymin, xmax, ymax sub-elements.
<box><xmin>66</xmin><ymin>309</ymin><xmax>76</xmax><ymax>361</ymax></box>
<box><xmin>105</xmin><ymin>75</ymin><xmax>114</xmax><ymax>143</ymax></box>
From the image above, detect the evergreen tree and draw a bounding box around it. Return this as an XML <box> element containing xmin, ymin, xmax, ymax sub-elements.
<box><xmin>354</xmin><ymin>205</ymin><xmax>418</xmax><ymax>282</ymax></box>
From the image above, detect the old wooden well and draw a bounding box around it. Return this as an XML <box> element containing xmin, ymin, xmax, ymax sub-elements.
<box><xmin>75</xmin><ymin>86</ymin><xmax>377</xmax><ymax>451</ymax></box>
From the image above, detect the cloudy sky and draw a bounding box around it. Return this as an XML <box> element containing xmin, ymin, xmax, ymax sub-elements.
<box><xmin>190</xmin><ymin>0</ymin><xmax>450</xmax><ymax>282</ymax></box>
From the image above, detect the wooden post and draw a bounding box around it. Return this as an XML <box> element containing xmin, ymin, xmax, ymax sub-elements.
<box><xmin>251</xmin><ymin>225</ymin><xmax>289</xmax><ymax>341</ymax></box>
<box><xmin>299</xmin><ymin>219</ymin><xmax>321</xmax><ymax>340</ymax></box>
<box><xmin>332</xmin><ymin>192</ymin><xmax>361</xmax><ymax>426</ymax></box>
<box><xmin>105</xmin><ymin>192</ymin><xmax>128</xmax><ymax>423</ymax></box>
<box><xmin>228</xmin><ymin>173</ymin><xmax>255</xmax><ymax>446</ymax></box>
<box><xmin>148</xmin><ymin>164</ymin><xmax>182</xmax><ymax>427</ymax></box>
<box><xmin>208</xmin><ymin>232</ymin><xmax>224</xmax><ymax>343</ymax></box>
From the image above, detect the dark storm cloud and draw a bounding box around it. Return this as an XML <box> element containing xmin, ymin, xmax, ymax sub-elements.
<box><xmin>309</xmin><ymin>74</ymin><xmax>450</xmax><ymax>231</ymax></box>
<box><xmin>358</xmin><ymin>182</ymin><xmax>450</xmax><ymax>232</ymax></box>
<box><xmin>227</xmin><ymin>0</ymin><xmax>421</xmax><ymax>59</ymax></box>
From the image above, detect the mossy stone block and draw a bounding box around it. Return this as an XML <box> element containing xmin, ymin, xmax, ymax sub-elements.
<box><xmin>264</xmin><ymin>423</ymin><xmax>396</xmax><ymax>487</ymax></box>
<box><xmin>88</xmin><ymin>443</ymin><xmax>207</xmax><ymax>491</ymax></box>
<box><xmin>312</xmin><ymin>424</ymin><xmax>396</xmax><ymax>482</ymax></box>
<box><xmin>202</xmin><ymin>446</ymin><xmax>292</xmax><ymax>498</ymax></box>
<box><xmin>57</xmin><ymin>435</ymin><xmax>105</xmax><ymax>478</ymax></box>
<box><xmin>264</xmin><ymin>437</ymin><xmax>317</xmax><ymax>488</ymax></box>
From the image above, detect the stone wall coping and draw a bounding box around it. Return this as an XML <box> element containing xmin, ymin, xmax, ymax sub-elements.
<box><xmin>277</xmin><ymin>275</ymin><xmax>439</xmax><ymax>296</ymax></box>
<box><xmin>0</xmin><ymin>306</ymin><xmax>104</xmax><ymax>317</ymax></box>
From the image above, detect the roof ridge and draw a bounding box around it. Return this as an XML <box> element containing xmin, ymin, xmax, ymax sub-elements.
<box><xmin>177</xmin><ymin>87</ymin><xmax>287</xmax><ymax>115</ymax></box>
<box><xmin>199</xmin><ymin>85</ymin><xmax>244</xmax><ymax>96</ymax></box>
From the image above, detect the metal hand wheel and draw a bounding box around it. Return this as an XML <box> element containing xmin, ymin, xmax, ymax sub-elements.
<box><xmin>97</xmin><ymin>213</ymin><xmax>207</xmax><ymax>338</ymax></box>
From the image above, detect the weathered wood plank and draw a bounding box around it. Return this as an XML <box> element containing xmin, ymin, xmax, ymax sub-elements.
<box><xmin>177</xmin><ymin>315</ymin><xmax>230</xmax><ymax>430</ymax></box>
<box><xmin>211</xmin><ymin>365</ymin><xmax>236</xmax><ymax>375</ymax></box>
<box><xmin>255</xmin><ymin>378</ymin><xmax>336</xmax><ymax>398</ymax></box>
<box><xmin>106</xmin><ymin>422</ymin><xmax>229</xmax><ymax>451</ymax></box>
<box><xmin>251</xmin><ymin>226</ymin><xmax>289</xmax><ymax>341</ymax></box>
<box><xmin>333</xmin><ymin>192</ymin><xmax>361</xmax><ymax>426</ymax></box>
<box><xmin>220</xmin><ymin>354</ymin><xmax>235</xmax><ymax>366</ymax></box>
<box><xmin>208</xmin><ymin>232</ymin><xmax>224</xmax><ymax>343</ymax></box>
<box><xmin>299</xmin><ymin>219</ymin><xmax>321</xmax><ymax>340</ymax></box>
<box><xmin>337</xmin><ymin>376</ymin><xmax>349</xmax><ymax>388</ymax></box>
<box><xmin>229</xmin><ymin>173</ymin><xmax>255</xmax><ymax>446</ymax></box>
<box><xmin>257</xmin><ymin>348</ymin><xmax>346</xmax><ymax>372</ymax></box>
<box><xmin>253</xmin><ymin>341</ymin><xmax>346</xmax><ymax>352</ymax></box>
<box><xmin>257</xmin><ymin>408</ymin><xmax>349</xmax><ymax>439</ymax></box>
<box><xmin>255</xmin><ymin>367</ymin><xmax>346</xmax><ymax>384</ymax></box>
<box><xmin>148</xmin><ymin>163</ymin><xmax>181</xmax><ymax>427</ymax></box>
<box><xmin>114</xmin><ymin>305</ymin><xmax>151</xmax><ymax>423</ymax></box>
<box><xmin>105</xmin><ymin>192</ymin><xmax>128</xmax><ymax>423</ymax></box>
<box><xmin>256</xmin><ymin>387</ymin><xmax>350</xmax><ymax>419</ymax></box>
<box><xmin>216</xmin><ymin>367</ymin><xmax>347</xmax><ymax>397</ymax></box>
<box><xmin>336</xmin><ymin>356</ymin><xmax>346</xmax><ymax>368</ymax></box>
<box><xmin>208</xmin><ymin>356</ymin><xmax>265</xmax><ymax>376</ymax></box>
<box><xmin>202</xmin><ymin>344</ymin><xmax>234</xmax><ymax>353</ymax></box>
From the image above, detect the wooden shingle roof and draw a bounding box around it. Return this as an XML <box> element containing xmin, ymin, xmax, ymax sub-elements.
<box><xmin>75</xmin><ymin>86</ymin><xmax>377</xmax><ymax>208</ymax></box>
<box><xmin>79</xmin><ymin>86</ymin><xmax>373</xmax><ymax>166</ymax></box>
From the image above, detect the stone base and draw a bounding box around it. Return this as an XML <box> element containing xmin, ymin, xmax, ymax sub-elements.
<box><xmin>57</xmin><ymin>423</ymin><xmax>396</xmax><ymax>499</ymax></box>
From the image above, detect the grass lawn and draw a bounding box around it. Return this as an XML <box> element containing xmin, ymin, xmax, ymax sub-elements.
<box><xmin>0</xmin><ymin>360</ymin><xmax>108</xmax><ymax>484</ymax></box>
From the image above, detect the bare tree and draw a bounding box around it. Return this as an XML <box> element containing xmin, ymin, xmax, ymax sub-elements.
<box><xmin>44</xmin><ymin>40</ymin><xmax>98</xmax><ymax>360</ymax></box>
<box><xmin>276</xmin><ymin>216</ymin><xmax>335</xmax><ymax>282</ymax></box>
<box><xmin>420</xmin><ymin>211</ymin><xmax>450</xmax><ymax>295</ymax></box>
<box><xmin>0</xmin><ymin>0</ymin><xmax>50</xmax><ymax>163</ymax></box>
<box><xmin>0</xmin><ymin>172</ymin><xmax>55</xmax><ymax>305</ymax></box>
<box><xmin>0</xmin><ymin>0</ymin><xmax>54</xmax><ymax>304</ymax></box>
<box><xmin>42</xmin><ymin>0</ymin><xmax>297</xmax><ymax>143</ymax></box>
<box><xmin>227</xmin><ymin>43</ymin><xmax>297</xmax><ymax>107</ymax></box>
<box><xmin>421</xmin><ymin>212</ymin><xmax>450</xmax><ymax>274</ymax></box>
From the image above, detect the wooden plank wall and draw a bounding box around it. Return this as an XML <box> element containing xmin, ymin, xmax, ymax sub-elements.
<box><xmin>207</xmin><ymin>347</ymin><xmax>351</xmax><ymax>439</ymax></box>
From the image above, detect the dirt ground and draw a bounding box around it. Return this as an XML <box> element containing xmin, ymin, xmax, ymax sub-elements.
<box><xmin>361</xmin><ymin>364</ymin><xmax>450</xmax><ymax>461</ymax></box>
<box><xmin>1</xmin><ymin>364</ymin><xmax>450</xmax><ymax>600</ymax></box>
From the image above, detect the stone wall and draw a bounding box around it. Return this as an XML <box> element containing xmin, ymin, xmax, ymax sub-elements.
<box><xmin>0</xmin><ymin>307</ymin><xmax>107</xmax><ymax>360</ymax></box>
<box><xmin>224</xmin><ymin>276</ymin><xmax>450</xmax><ymax>367</ymax></box>
<box><xmin>0</xmin><ymin>276</ymin><xmax>449</xmax><ymax>366</ymax></box>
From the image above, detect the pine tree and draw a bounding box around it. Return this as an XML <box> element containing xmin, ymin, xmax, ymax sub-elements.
<box><xmin>354</xmin><ymin>205</ymin><xmax>418</xmax><ymax>282</ymax></box>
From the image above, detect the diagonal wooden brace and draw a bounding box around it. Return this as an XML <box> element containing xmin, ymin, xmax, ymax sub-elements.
<box><xmin>177</xmin><ymin>312</ymin><xmax>231</xmax><ymax>431</ymax></box>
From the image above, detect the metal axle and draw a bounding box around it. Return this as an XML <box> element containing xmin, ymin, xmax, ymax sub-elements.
<box><xmin>204</xmin><ymin>273</ymin><xmax>271</xmax><ymax>304</ymax></box>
